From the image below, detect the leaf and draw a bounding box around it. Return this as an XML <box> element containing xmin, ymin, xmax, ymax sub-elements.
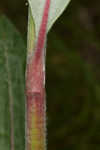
<box><xmin>28</xmin><ymin>0</ymin><xmax>71</xmax><ymax>38</ymax></box>
<box><xmin>0</xmin><ymin>16</ymin><xmax>26</xmax><ymax>150</ymax></box>
<box><xmin>47</xmin><ymin>0</ymin><xmax>71</xmax><ymax>31</ymax></box>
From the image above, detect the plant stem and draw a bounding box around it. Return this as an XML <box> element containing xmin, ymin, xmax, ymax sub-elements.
<box><xmin>26</xmin><ymin>8</ymin><xmax>46</xmax><ymax>150</ymax></box>
<box><xmin>26</xmin><ymin>0</ymin><xmax>51</xmax><ymax>149</ymax></box>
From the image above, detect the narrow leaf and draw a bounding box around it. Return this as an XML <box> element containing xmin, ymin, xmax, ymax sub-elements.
<box><xmin>0</xmin><ymin>16</ymin><xmax>26</xmax><ymax>150</ymax></box>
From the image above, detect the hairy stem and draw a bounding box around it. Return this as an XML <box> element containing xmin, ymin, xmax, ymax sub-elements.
<box><xmin>26</xmin><ymin>0</ymin><xmax>51</xmax><ymax>149</ymax></box>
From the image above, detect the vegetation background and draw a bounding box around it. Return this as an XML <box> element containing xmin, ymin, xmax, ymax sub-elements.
<box><xmin>0</xmin><ymin>0</ymin><xmax>100</xmax><ymax>150</ymax></box>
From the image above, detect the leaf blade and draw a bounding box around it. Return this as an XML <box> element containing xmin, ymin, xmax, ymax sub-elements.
<box><xmin>28</xmin><ymin>0</ymin><xmax>71</xmax><ymax>38</ymax></box>
<box><xmin>47</xmin><ymin>0</ymin><xmax>71</xmax><ymax>32</ymax></box>
<box><xmin>0</xmin><ymin>16</ymin><xmax>26</xmax><ymax>150</ymax></box>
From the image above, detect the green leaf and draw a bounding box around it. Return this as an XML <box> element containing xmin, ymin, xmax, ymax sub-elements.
<box><xmin>28</xmin><ymin>0</ymin><xmax>71</xmax><ymax>37</ymax></box>
<box><xmin>0</xmin><ymin>16</ymin><xmax>26</xmax><ymax>150</ymax></box>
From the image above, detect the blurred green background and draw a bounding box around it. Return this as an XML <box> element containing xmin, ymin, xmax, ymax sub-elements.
<box><xmin>0</xmin><ymin>0</ymin><xmax>100</xmax><ymax>150</ymax></box>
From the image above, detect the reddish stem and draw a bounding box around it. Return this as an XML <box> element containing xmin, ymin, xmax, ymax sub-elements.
<box><xmin>26</xmin><ymin>0</ymin><xmax>51</xmax><ymax>150</ymax></box>
<box><xmin>26</xmin><ymin>0</ymin><xmax>51</xmax><ymax>93</ymax></box>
